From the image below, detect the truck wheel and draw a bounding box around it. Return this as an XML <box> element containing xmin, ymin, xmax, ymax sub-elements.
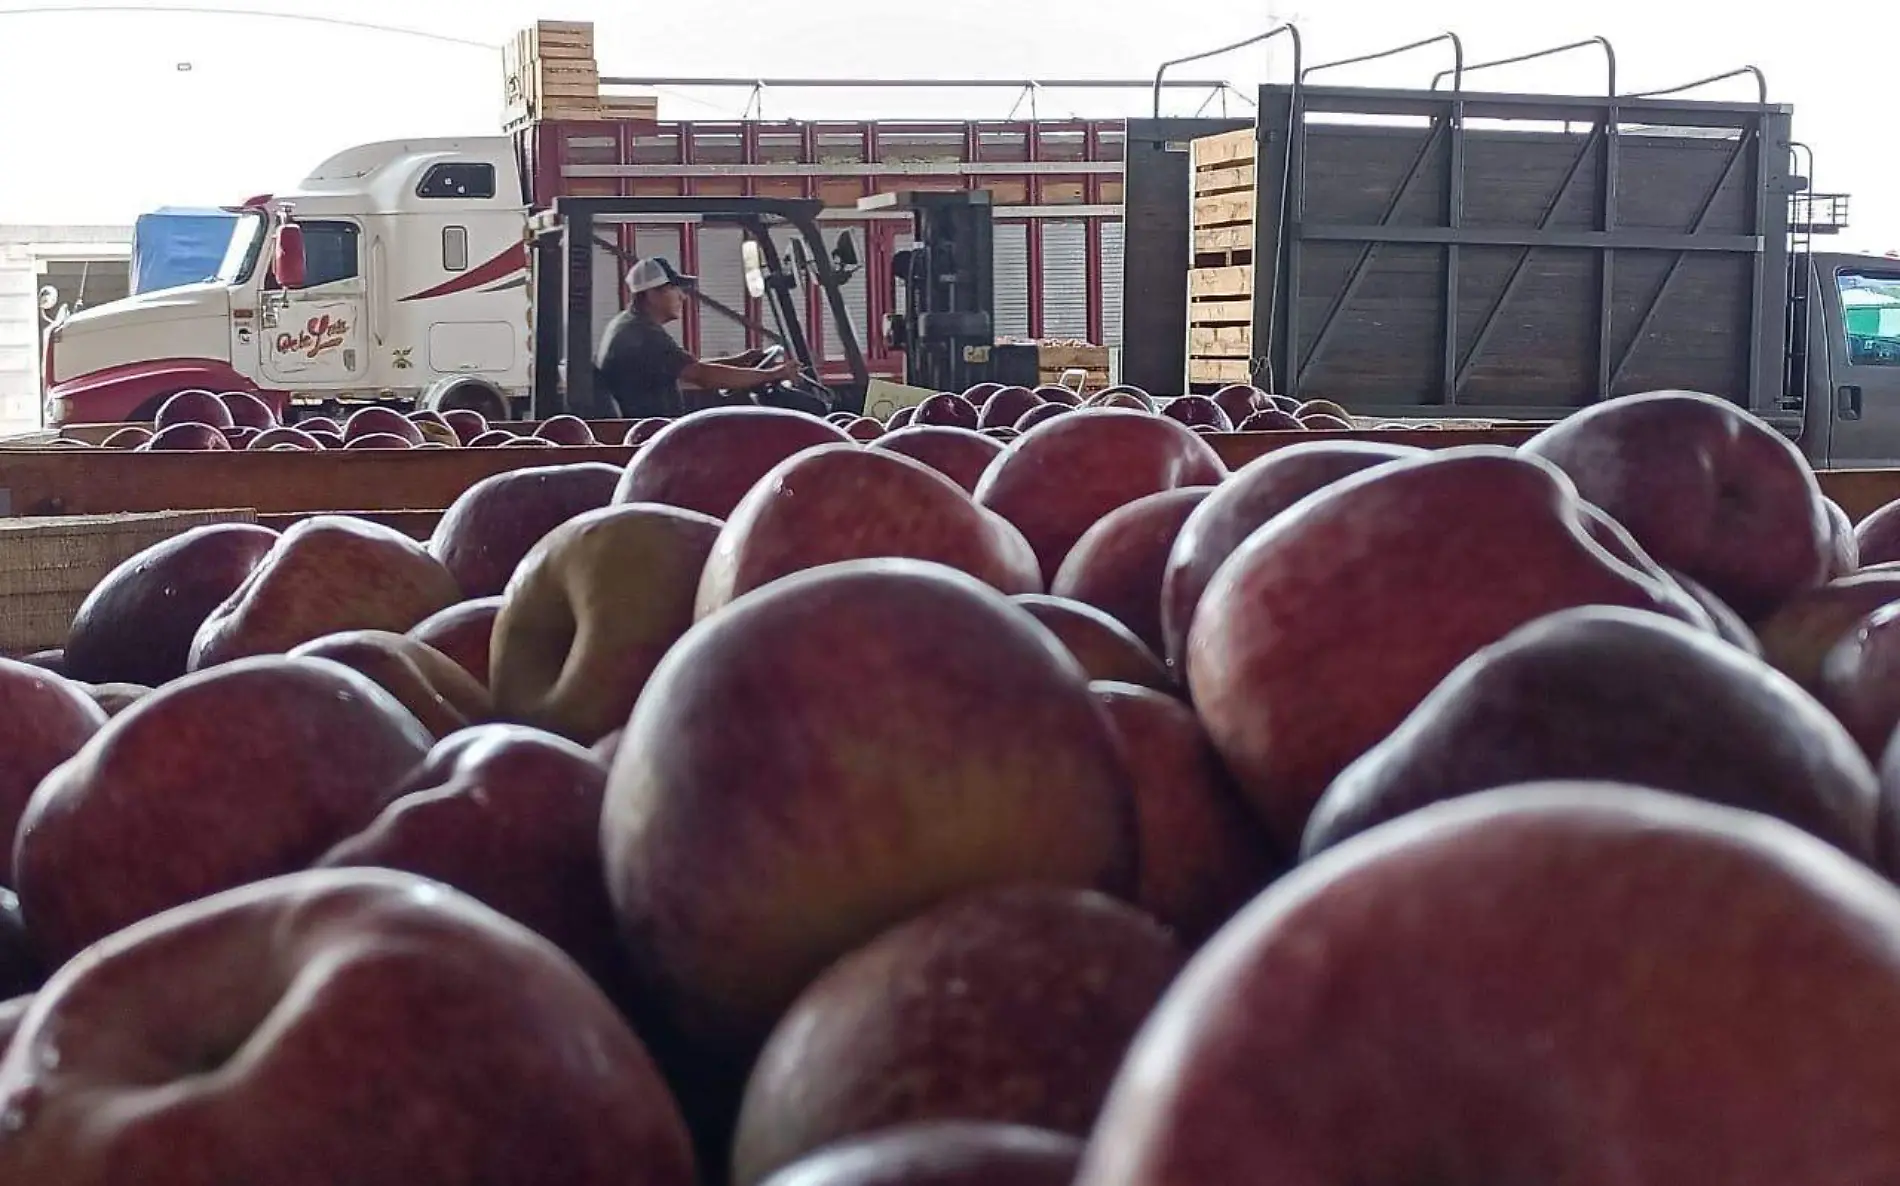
<box><xmin>423</xmin><ymin>377</ymin><xmax>510</xmax><ymax>422</ymax></box>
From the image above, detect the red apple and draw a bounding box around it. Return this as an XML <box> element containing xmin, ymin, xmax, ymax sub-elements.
<box><xmin>407</xmin><ymin>409</ymin><xmax>451</xmax><ymax>428</ymax></box>
<box><xmin>536</xmin><ymin>415</ymin><xmax>598</xmax><ymax>446</ymax></box>
<box><xmin>188</xmin><ymin>516</ymin><xmax>462</xmax><ymax>670</ymax></box>
<box><xmin>1188</xmin><ymin>447</ymin><xmax>1698</xmax><ymax>850</ymax></box>
<box><xmin>1092</xmin><ymin>681</ymin><xmax>1278</xmax><ymax>938</ymax></box>
<box><xmin>344</xmin><ymin>406</ymin><xmax>426</xmax><ymax>446</ymax></box>
<box><xmin>1210</xmin><ymin>384</ymin><xmax>1262</xmax><ymax>424</ymax></box>
<box><xmin>347</xmin><ymin>432</ymin><xmax>414</xmax><ymax>450</ymax></box>
<box><xmin>1820</xmin><ymin>602</ymin><xmax>1900</xmax><ymax>759</ymax></box>
<box><xmin>1857</xmin><ymin>498</ymin><xmax>1900</xmax><ymax>567</ymax></box>
<box><xmin>1237</xmin><ymin>408</ymin><xmax>1304</xmax><ymax>431</ymax></box>
<box><xmin>1087</xmin><ymin>386</ymin><xmax>1155</xmax><ymax>411</ymax></box>
<box><xmin>442</xmin><ymin>408</ymin><xmax>488</xmax><ymax>444</ymax></box>
<box><xmin>1160</xmin><ymin>441</ymin><xmax>1423</xmax><ymax>669</ymax></box>
<box><xmin>961</xmin><ymin>383</ymin><xmax>1003</xmax><ymax>407</ymax></box>
<box><xmin>287</xmin><ymin>630</ymin><xmax>493</xmax><ymax>739</ymax></box>
<box><xmin>1160</xmin><ymin>395</ymin><xmax>1233</xmax><ymax>432</ymax></box>
<box><xmin>82</xmin><ymin>683</ymin><xmax>149</xmax><ymax>718</ymax></box>
<box><xmin>1296</xmin><ymin>399</ymin><xmax>1352</xmax><ymax>421</ymax></box>
<box><xmin>492</xmin><ymin>504</ymin><xmax>724</xmax><ymax>744</ymax></box>
<box><xmin>142</xmin><ymin>422</ymin><xmax>230</xmax><ymax>451</ymax></box>
<box><xmin>1032</xmin><ymin>385</ymin><xmax>1084</xmax><ymax>407</ymax></box>
<box><xmin>827</xmin><ymin>412</ymin><xmax>858</xmax><ymax>427</ymax></box>
<box><xmin>1828</xmin><ymin>498</ymin><xmax>1862</xmax><ymax>579</ymax></box>
<box><xmin>246</xmin><ymin>426</ymin><xmax>319</xmax><ymax>450</ymax></box>
<box><xmin>700</xmin><ymin>445</ymin><xmax>1040</xmax><ymax>616</ymax></box>
<box><xmin>1521</xmin><ymin>390</ymin><xmax>1831</xmax><ymax>621</ymax></box>
<box><xmin>219</xmin><ymin>391</ymin><xmax>276</xmax><ymax>430</ymax></box>
<box><xmin>1304</xmin><ymin>606</ymin><xmax>1881</xmax><ymax>863</ymax></box>
<box><xmin>0</xmin><ymin>661</ymin><xmax>106</xmax><ymax>887</ymax></box>
<box><xmin>0</xmin><ymin>868</ymin><xmax>696</xmax><ymax>1184</ymax></box>
<box><xmin>1264</xmin><ymin>393</ymin><xmax>1301</xmax><ymax>413</ymax></box>
<box><xmin>220</xmin><ymin>425</ymin><xmax>260</xmax><ymax>449</ymax></box>
<box><xmin>885</xmin><ymin>406</ymin><xmax>918</xmax><ymax>430</ymax></box>
<box><xmin>409</xmin><ymin>597</ymin><xmax>504</xmax><ymax>688</ymax></box>
<box><xmin>1091</xmin><ymin>393</ymin><xmax>1149</xmax><ymax>412</ymax></box>
<box><xmin>1756</xmin><ymin>572</ymin><xmax>1900</xmax><ymax>690</ymax></box>
<box><xmin>1015</xmin><ymin>403</ymin><xmax>1073</xmax><ymax>433</ymax></box>
<box><xmin>732</xmin><ymin>888</ymin><xmax>1182</xmax><ymax>1185</ymax></box>
<box><xmin>871</xmin><ymin>426</ymin><xmax>1005</xmax><ymax>494</ymax></box>
<box><xmin>468</xmin><ymin>429</ymin><xmax>517</xmax><ymax>447</ymax></box>
<box><xmin>979</xmin><ymin>387</ymin><xmax>1041</xmax><ymax>431</ymax></box>
<box><xmin>757</xmin><ymin>1123</ymin><xmax>1081</xmax><ymax>1186</ymax></box>
<box><xmin>1078</xmin><ymin>784</ymin><xmax>1900</xmax><ymax>1186</ymax></box>
<box><xmin>1014</xmin><ymin>595</ymin><xmax>1170</xmax><ymax>689</ymax></box>
<box><xmin>914</xmin><ymin>393</ymin><xmax>980</xmax><ymax>430</ymax></box>
<box><xmin>429</xmin><ymin>462</ymin><xmax>623</xmax><ymax>598</ymax></box>
<box><xmin>101</xmin><ymin>426</ymin><xmax>151</xmax><ymax>449</ymax></box>
<box><xmin>601</xmin><ymin>560</ymin><xmax>1136</xmax><ymax>1087</ymax></box>
<box><xmin>153</xmin><ymin>389</ymin><xmax>233</xmax><ymax>430</ymax></box>
<box><xmin>1052</xmin><ymin>487</ymin><xmax>1214</xmax><ymax>657</ymax></box>
<box><xmin>1300</xmin><ymin>413</ymin><xmax>1353</xmax><ymax>430</ymax></box>
<box><xmin>13</xmin><ymin>656</ymin><xmax>434</xmax><ymax>963</ymax></box>
<box><xmin>844</xmin><ymin>417</ymin><xmax>885</xmax><ymax>442</ymax></box>
<box><xmin>315</xmin><ymin>724</ymin><xmax>623</xmax><ymax>992</ymax></box>
<box><xmin>65</xmin><ymin>522</ymin><xmax>279</xmax><ymax>687</ymax></box>
<box><xmin>624</xmin><ymin>417</ymin><xmax>669</xmax><ymax>445</ymax></box>
<box><xmin>615</xmin><ymin>406</ymin><xmax>851</xmax><ymax>520</ymax></box>
<box><xmin>305</xmin><ymin>428</ymin><xmax>345</xmax><ymax>450</ymax></box>
<box><xmin>295</xmin><ymin>416</ymin><xmax>341</xmax><ymax>436</ymax></box>
<box><xmin>976</xmin><ymin>409</ymin><xmax>1227</xmax><ymax>584</ymax></box>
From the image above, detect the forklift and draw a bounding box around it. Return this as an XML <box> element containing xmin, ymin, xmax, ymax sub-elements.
<box><xmin>527</xmin><ymin>196</ymin><xmax>872</xmax><ymax>418</ymax></box>
<box><xmin>867</xmin><ymin>189</ymin><xmax>1052</xmax><ymax>401</ymax></box>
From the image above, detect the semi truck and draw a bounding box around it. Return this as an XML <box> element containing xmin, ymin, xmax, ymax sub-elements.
<box><xmin>1146</xmin><ymin>30</ymin><xmax>1900</xmax><ymax>466</ymax></box>
<box><xmin>38</xmin><ymin>96</ymin><xmax>1141</xmax><ymax>427</ymax></box>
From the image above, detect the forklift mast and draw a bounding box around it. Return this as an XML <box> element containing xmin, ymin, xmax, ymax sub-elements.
<box><xmin>866</xmin><ymin>191</ymin><xmax>997</xmax><ymax>394</ymax></box>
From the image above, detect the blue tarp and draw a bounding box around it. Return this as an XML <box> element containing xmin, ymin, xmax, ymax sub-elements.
<box><xmin>130</xmin><ymin>207</ymin><xmax>239</xmax><ymax>294</ymax></box>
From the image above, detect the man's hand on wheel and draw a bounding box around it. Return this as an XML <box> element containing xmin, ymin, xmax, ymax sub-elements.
<box><xmin>769</xmin><ymin>356</ymin><xmax>801</xmax><ymax>382</ymax></box>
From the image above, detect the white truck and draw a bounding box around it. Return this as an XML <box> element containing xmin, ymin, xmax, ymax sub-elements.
<box><xmin>42</xmin><ymin>136</ymin><xmax>532</xmax><ymax>426</ymax></box>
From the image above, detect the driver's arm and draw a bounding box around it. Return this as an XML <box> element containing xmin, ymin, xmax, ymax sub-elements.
<box><xmin>681</xmin><ymin>357</ymin><xmax>796</xmax><ymax>392</ymax></box>
<box><xmin>704</xmin><ymin>349</ymin><xmax>766</xmax><ymax>368</ymax></box>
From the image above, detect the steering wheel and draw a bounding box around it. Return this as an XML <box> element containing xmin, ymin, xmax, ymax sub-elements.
<box><xmin>752</xmin><ymin>343</ymin><xmax>835</xmax><ymax>416</ymax></box>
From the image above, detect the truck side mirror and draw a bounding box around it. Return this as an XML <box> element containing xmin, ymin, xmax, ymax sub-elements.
<box><xmin>275</xmin><ymin>223</ymin><xmax>307</xmax><ymax>289</ymax></box>
<box><xmin>740</xmin><ymin>239</ymin><xmax>768</xmax><ymax>300</ymax></box>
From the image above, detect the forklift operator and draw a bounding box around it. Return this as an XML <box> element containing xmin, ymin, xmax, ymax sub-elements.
<box><xmin>596</xmin><ymin>257</ymin><xmax>798</xmax><ymax>419</ymax></box>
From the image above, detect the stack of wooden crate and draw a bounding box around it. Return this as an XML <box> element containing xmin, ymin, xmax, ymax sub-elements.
<box><xmin>1187</xmin><ymin>128</ymin><xmax>1258</xmax><ymax>390</ymax></box>
<box><xmin>1031</xmin><ymin>341</ymin><xmax>1112</xmax><ymax>389</ymax></box>
<box><xmin>502</xmin><ymin>20</ymin><xmax>656</xmax><ymax>127</ymax></box>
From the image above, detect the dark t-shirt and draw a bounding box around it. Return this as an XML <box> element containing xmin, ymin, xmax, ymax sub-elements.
<box><xmin>596</xmin><ymin>310</ymin><xmax>693</xmax><ymax>419</ymax></box>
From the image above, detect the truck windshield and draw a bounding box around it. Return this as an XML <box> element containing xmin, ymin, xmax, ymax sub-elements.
<box><xmin>214</xmin><ymin>212</ymin><xmax>267</xmax><ymax>285</ymax></box>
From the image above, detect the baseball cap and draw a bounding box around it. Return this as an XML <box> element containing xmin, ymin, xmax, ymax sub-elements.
<box><xmin>628</xmin><ymin>257</ymin><xmax>696</xmax><ymax>294</ymax></box>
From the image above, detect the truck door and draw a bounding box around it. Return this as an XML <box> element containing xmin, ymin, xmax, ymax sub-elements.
<box><xmin>1820</xmin><ymin>264</ymin><xmax>1900</xmax><ymax>468</ymax></box>
<box><xmin>260</xmin><ymin>219</ymin><xmax>370</xmax><ymax>389</ymax></box>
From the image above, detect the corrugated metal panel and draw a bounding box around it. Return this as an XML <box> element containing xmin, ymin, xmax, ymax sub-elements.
<box><xmin>1040</xmin><ymin>220</ymin><xmax>1089</xmax><ymax>341</ymax></box>
<box><xmin>695</xmin><ymin>224</ymin><xmax>748</xmax><ymax>359</ymax></box>
<box><xmin>1100</xmin><ymin>220</ymin><xmax>1124</xmax><ymax>348</ymax></box>
<box><xmin>633</xmin><ymin>225</ymin><xmax>685</xmax><ymax>344</ymax></box>
<box><xmin>993</xmin><ymin>222</ymin><xmax>1029</xmax><ymax>340</ymax></box>
<box><xmin>821</xmin><ymin>225</ymin><xmax>868</xmax><ymax>363</ymax></box>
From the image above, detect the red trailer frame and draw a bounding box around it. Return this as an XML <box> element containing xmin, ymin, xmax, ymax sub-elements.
<box><xmin>518</xmin><ymin>115</ymin><xmax>1129</xmax><ymax>384</ymax></box>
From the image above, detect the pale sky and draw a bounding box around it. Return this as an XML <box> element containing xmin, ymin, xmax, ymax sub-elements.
<box><xmin>0</xmin><ymin>0</ymin><xmax>1894</xmax><ymax>248</ymax></box>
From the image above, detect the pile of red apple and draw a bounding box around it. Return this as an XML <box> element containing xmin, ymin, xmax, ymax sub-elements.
<box><xmin>90</xmin><ymin>389</ymin><xmax>626</xmax><ymax>451</ymax></box>
<box><xmin>14</xmin><ymin>382</ymin><xmax>1900</xmax><ymax>1183</ymax></box>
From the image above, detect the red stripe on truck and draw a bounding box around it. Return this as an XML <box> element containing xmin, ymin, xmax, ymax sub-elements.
<box><xmin>399</xmin><ymin>242</ymin><xmax>528</xmax><ymax>303</ymax></box>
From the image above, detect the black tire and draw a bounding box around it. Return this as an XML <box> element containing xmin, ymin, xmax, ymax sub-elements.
<box><xmin>423</xmin><ymin>376</ymin><xmax>511</xmax><ymax>422</ymax></box>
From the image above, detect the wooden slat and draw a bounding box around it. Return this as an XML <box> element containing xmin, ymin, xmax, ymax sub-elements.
<box><xmin>1189</xmin><ymin>266</ymin><xmax>1252</xmax><ymax>299</ymax></box>
<box><xmin>258</xmin><ymin>510</ymin><xmax>443</xmax><ymax>540</ymax></box>
<box><xmin>1193</xmin><ymin>193</ymin><xmax>1254</xmax><ymax>228</ymax></box>
<box><xmin>1189</xmin><ymin>298</ymin><xmax>1253</xmax><ymax>325</ymax></box>
<box><xmin>1193</xmin><ymin>164</ymin><xmax>1255</xmax><ymax>196</ymax></box>
<box><xmin>1192</xmin><ymin>129</ymin><xmax>1255</xmax><ymax>169</ymax></box>
<box><xmin>1189</xmin><ymin>358</ymin><xmax>1252</xmax><ymax>384</ymax></box>
<box><xmin>1193</xmin><ymin>226</ymin><xmax>1254</xmax><ymax>254</ymax></box>
<box><xmin>1034</xmin><ymin>343</ymin><xmax>1111</xmax><ymax>369</ymax></box>
<box><xmin>1190</xmin><ymin>325</ymin><xmax>1252</xmax><ymax>358</ymax></box>
<box><xmin>0</xmin><ymin>448</ymin><xmax>636</xmax><ymax>518</ymax></box>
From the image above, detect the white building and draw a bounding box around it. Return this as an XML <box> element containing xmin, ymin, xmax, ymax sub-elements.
<box><xmin>0</xmin><ymin>225</ymin><xmax>131</xmax><ymax>434</ymax></box>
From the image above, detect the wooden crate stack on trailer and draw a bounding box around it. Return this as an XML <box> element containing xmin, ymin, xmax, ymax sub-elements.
<box><xmin>1187</xmin><ymin>128</ymin><xmax>1258</xmax><ymax>391</ymax></box>
<box><xmin>502</xmin><ymin>21</ymin><xmax>658</xmax><ymax>129</ymax></box>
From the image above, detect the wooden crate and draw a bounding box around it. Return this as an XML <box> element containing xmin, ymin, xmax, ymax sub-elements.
<box><xmin>600</xmin><ymin>94</ymin><xmax>659</xmax><ymax>121</ymax></box>
<box><xmin>0</xmin><ymin>509</ymin><xmax>258</xmax><ymax>657</ymax></box>
<box><xmin>1187</xmin><ymin>127</ymin><xmax>1260</xmax><ymax>391</ymax></box>
<box><xmin>502</xmin><ymin>20</ymin><xmax>602</xmax><ymax>127</ymax></box>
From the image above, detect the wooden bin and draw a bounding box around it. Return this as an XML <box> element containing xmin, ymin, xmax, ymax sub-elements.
<box><xmin>502</xmin><ymin>20</ymin><xmax>603</xmax><ymax>126</ymax></box>
<box><xmin>1188</xmin><ymin>127</ymin><xmax>1258</xmax><ymax>390</ymax></box>
<box><xmin>0</xmin><ymin>509</ymin><xmax>258</xmax><ymax>657</ymax></box>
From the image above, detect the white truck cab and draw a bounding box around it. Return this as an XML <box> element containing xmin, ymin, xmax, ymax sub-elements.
<box><xmin>42</xmin><ymin>137</ymin><xmax>531</xmax><ymax>425</ymax></box>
